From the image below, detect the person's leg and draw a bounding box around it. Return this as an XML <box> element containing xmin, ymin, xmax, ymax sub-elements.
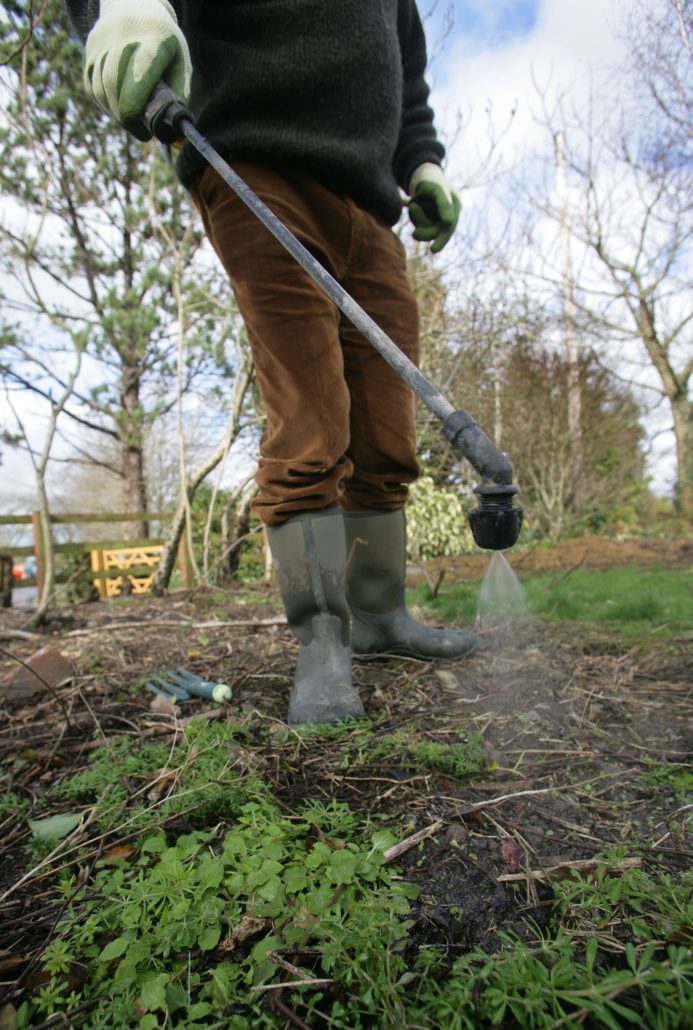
<box><xmin>191</xmin><ymin>161</ymin><xmax>355</xmax><ymax>523</ymax></box>
<box><xmin>339</xmin><ymin>212</ymin><xmax>420</xmax><ymax>513</ymax></box>
<box><xmin>190</xmin><ymin>164</ymin><xmax>363</xmax><ymax>722</ymax></box>
<box><xmin>339</xmin><ymin>205</ymin><xmax>477</xmax><ymax>660</ymax></box>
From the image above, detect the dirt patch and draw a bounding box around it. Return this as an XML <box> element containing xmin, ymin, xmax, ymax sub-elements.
<box><xmin>0</xmin><ymin>536</ymin><xmax>691</xmax><ymax>1021</ymax></box>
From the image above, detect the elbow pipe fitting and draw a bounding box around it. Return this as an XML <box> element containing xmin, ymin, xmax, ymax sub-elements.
<box><xmin>441</xmin><ymin>409</ymin><xmax>514</xmax><ymax>484</ymax></box>
<box><xmin>442</xmin><ymin>410</ymin><xmax>523</xmax><ymax>550</ymax></box>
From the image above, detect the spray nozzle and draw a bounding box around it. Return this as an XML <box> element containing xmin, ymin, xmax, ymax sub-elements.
<box><xmin>468</xmin><ymin>482</ymin><xmax>523</xmax><ymax>551</ymax></box>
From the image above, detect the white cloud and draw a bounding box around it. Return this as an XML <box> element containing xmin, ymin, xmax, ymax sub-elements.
<box><xmin>431</xmin><ymin>0</ymin><xmax>626</xmax><ymax>173</ymax></box>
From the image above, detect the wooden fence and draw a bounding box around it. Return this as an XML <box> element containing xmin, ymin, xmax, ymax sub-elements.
<box><xmin>0</xmin><ymin>511</ymin><xmax>194</xmax><ymax>604</ymax></box>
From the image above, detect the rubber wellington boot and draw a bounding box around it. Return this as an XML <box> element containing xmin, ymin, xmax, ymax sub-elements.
<box><xmin>267</xmin><ymin>510</ymin><xmax>364</xmax><ymax>725</ymax></box>
<box><xmin>344</xmin><ymin>509</ymin><xmax>478</xmax><ymax>660</ymax></box>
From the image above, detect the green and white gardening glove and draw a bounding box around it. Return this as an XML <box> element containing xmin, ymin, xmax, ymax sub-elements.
<box><xmin>408</xmin><ymin>162</ymin><xmax>461</xmax><ymax>254</ymax></box>
<box><xmin>83</xmin><ymin>0</ymin><xmax>192</xmax><ymax>141</ymax></box>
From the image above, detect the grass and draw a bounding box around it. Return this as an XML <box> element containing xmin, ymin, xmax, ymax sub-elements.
<box><xmin>413</xmin><ymin>563</ymin><xmax>693</xmax><ymax>640</ymax></box>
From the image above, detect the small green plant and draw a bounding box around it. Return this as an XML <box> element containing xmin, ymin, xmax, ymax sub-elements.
<box><xmin>406</xmin><ymin>736</ymin><xmax>487</xmax><ymax>779</ymax></box>
<box><xmin>640</xmin><ymin>760</ymin><xmax>693</xmax><ymax>802</ymax></box>
<box><xmin>54</xmin><ymin>718</ymin><xmax>252</xmax><ymax>831</ymax></box>
<box><xmin>410</xmin><ymin>931</ymin><xmax>693</xmax><ymax>1029</ymax></box>
<box><xmin>370</xmin><ymin>729</ymin><xmax>487</xmax><ymax>780</ymax></box>
<box><xmin>25</xmin><ymin>801</ymin><xmax>418</xmax><ymax>1028</ymax></box>
<box><xmin>408</xmin><ymin>859</ymin><xmax>693</xmax><ymax>1028</ymax></box>
<box><xmin>0</xmin><ymin>790</ymin><xmax>30</xmax><ymax>821</ymax></box>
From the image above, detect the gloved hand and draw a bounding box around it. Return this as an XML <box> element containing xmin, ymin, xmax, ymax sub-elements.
<box><xmin>84</xmin><ymin>0</ymin><xmax>192</xmax><ymax>141</ymax></box>
<box><xmin>407</xmin><ymin>162</ymin><xmax>461</xmax><ymax>254</ymax></box>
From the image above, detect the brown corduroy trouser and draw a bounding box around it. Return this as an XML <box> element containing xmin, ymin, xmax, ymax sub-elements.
<box><xmin>191</xmin><ymin>162</ymin><xmax>420</xmax><ymax>526</ymax></box>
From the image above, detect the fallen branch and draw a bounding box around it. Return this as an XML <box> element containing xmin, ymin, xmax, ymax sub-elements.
<box><xmin>65</xmin><ymin>617</ymin><xmax>286</xmax><ymax>637</ymax></box>
<box><xmin>383</xmin><ymin>819</ymin><xmax>446</xmax><ymax>863</ymax></box>
<box><xmin>498</xmin><ymin>856</ymin><xmax>642</xmax><ymax>884</ymax></box>
<box><xmin>250</xmin><ymin>978</ymin><xmax>333</xmax><ymax>992</ymax></box>
<box><xmin>444</xmin><ymin>772</ymin><xmax>636</xmax><ymax>819</ymax></box>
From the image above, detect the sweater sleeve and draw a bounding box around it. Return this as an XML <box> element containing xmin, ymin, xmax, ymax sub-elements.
<box><xmin>64</xmin><ymin>0</ymin><xmax>99</xmax><ymax>41</ymax></box>
<box><xmin>393</xmin><ymin>0</ymin><xmax>445</xmax><ymax>193</ymax></box>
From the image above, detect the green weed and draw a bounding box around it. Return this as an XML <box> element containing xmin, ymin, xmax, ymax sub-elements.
<box><xmin>409</xmin><ymin>859</ymin><xmax>693</xmax><ymax>1029</ymax></box>
<box><xmin>0</xmin><ymin>790</ymin><xmax>30</xmax><ymax>821</ymax></box>
<box><xmin>640</xmin><ymin>760</ymin><xmax>693</xmax><ymax>802</ymax></box>
<box><xmin>21</xmin><ymin>836</ymin><xmax>693</xmax><ymax>1028</ymax></box>
<box><xmin>53</xmin><ymin>719</ymin><xmax>255</xmax><ymax>831</ymax></box>
<box><xmin>21</xmin><ymin>801</ymin><xmax>417</xmax><ymax>1029</ymax></box>
<box><xmin>371</xmin><ymin>731</ymin><xmax>487</xmax><ymax>779</ymax></box>
<box><xmin>410</xmin><ymin>932</ymin><xmax>692</xmax><ymax>1029</ymax></box>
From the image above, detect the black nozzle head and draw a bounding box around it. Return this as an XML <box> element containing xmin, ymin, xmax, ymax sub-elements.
<box><xmin>468</xmin><ymin>483</ymin><xmax>523</xmax><ymax>551</ymax></box>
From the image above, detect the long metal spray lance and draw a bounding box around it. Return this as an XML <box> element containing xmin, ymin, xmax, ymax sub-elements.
<box><xmin>144</xmin><ymin>83</ymin><xmax>522</xmax><ymax>550</ymax></box>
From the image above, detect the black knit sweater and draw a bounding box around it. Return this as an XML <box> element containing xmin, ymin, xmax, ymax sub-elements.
<box><xmin>66</xmin><ymin>0</ymin><xmax>445</xmax><ymax>225</ymax></box>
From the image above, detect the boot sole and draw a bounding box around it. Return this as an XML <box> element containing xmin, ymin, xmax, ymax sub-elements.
<box><xmin>353</xmin><ymin>641</ymin><xmax>479</xmax><ymax>662</ymax></box>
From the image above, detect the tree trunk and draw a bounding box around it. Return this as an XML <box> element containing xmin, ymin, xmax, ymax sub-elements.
<box><xmin>671</xmin><ymin>393</ymin><xmax>693</xmax><ymax>520</ymax></box>
<box><xmin>151</xmin><ymin>444</ymin><xmax>251</xmax><ymax>594</ymax></box>
<box><xmin>121</xmin><ymin>367</ymin><xmax>149</xmax><ymax>538</ymax></box>
<box><xmin>32</xmin><ymin>494</ymin><xmax>55</xmax><ymax>627</ymax></box>
<box><xmin>226</xmin><ymin>483</ymin><xmax>258</xmax><ymax>579</ymax></box>
<box><xmin>555</xmin><ymin>132</ymin><xmax>586</xmax><ymax>514</ymax></box>
<box><xmin>122</xmin><ymin>443</ymin><xmax>149</xmax><ymax>538</ymax></box>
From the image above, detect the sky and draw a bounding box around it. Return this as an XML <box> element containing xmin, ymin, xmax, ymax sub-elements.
<box><xmin>0</xmin><ymin>0</ymin><xmax>683</xmax><ymax>513</ymax></box>
<box><xmin>423</xmin><ymin>0</ymin><xmax>627</xmax><ymax>185</ymax></box>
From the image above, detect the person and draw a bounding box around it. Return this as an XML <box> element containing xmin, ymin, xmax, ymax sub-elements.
<box><xmin>67</xmin><ymin>0</ymin><xmax>479</xmax><ymax>725</ymax></box>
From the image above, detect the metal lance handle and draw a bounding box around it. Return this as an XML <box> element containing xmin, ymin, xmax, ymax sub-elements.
<box><xmin>143</xmin><ymin>84</ymin><xmax>523</xmax><ymax>549</ymax></box>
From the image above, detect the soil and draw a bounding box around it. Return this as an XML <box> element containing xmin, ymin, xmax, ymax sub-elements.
<box><xmin>0</xmin><ymin>534</ymin><xmax>691</xmax><ymax>1020</ymax></box>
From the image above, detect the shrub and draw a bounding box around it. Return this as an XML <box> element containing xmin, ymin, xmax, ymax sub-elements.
<box><xmin>406</xmin><ymin>476</ymin><xmax>475</xmax><ymax>560</ymax></box>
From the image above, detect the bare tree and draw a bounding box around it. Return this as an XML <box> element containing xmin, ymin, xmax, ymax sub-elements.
<box><xmin>533</xmin><ymin>112</ymin><xmax>692</xmax><ymax>515</ymax></box>
<box><xmin>151</xmin><ymin>345</ymin><xmax>255</xmax><ymax>593</ymax></box>
<box><xmin>520</xmin><ymin>0</ymin><xmax>692</xmax><ymax>519</ymax></box>
<box><xmin>4</xmin><ymin>342</ymin><xmax>82</xmax><ymax>622</ymax></box>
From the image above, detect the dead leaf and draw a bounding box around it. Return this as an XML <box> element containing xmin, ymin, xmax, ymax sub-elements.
<box><xmin>101</xmin><ymin>844</ymin><xmax>135</xmax><ymax>863</ymax></box>
<box><xmin>142</xmin><ymin>767</ymin><xmax>181</xmax><ymax>800</ymax></box>
<box><xmin>228</xmin><ymin>745</ymin><xmax>268</xmax><ymax>772</ymax></box>
<box><xmin>667</xmin><ymin>925</ymin><xmax>693</xmax><ymax>944</ymax></box>
<box><xmin>218</xmin><ymin>915</ymin><xmax>270</xmax><ymax>952</ymax></box>
<box><xmin>0</xmin><ymin>1002</ymin><xmax>17</xmax><ymax>1030</ymax></box>
<box><xmin>501</xmin><ymin>839</ymin><xmax>521</xmax><ymax>873</ymax></box>
<box><xmin>149</xmin><ymin>693</ymin><xmax>179</xmax><ymax>717</ymax></box>
<box><xmin>434</xmin><ymin>670</ymin><xmax>459</xmax><ymax>690</ymax></box>
<box><xmin>0</xmin><ymin>951</ymin><xmax>25</xmax><ymax>973</ymax></box>
<box><xmin>267</xmin><ymin>721</ymin><xmax>289</xmax><ymax>743</ymax></box>
<box><xmin>0</xmin><ymin>648</ymin><xmax>73</xmax><ymax>701</ymax></box>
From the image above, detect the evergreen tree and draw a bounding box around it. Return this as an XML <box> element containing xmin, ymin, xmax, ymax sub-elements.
<box><xmin>0</xmin><ymin>0</ymin><xmax>242</xmax><ymax>535</ymax></box>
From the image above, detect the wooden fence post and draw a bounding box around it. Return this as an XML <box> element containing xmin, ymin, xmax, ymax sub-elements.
<box><xmin>31</xmin><ymin>510</ymin><xmax>45</xmax><ymax>595</ymax></box>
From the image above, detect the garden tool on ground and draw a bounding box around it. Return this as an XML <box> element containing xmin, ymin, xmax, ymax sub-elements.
<box><xmin>143</xmin><ymin>83</ymin><xmax>523</xmax><ymax>551</ymax></box>
<box><xmin>145</xmin><ymin>667</ymin><xmax>232</xmax><ymax>704</ymax></box>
